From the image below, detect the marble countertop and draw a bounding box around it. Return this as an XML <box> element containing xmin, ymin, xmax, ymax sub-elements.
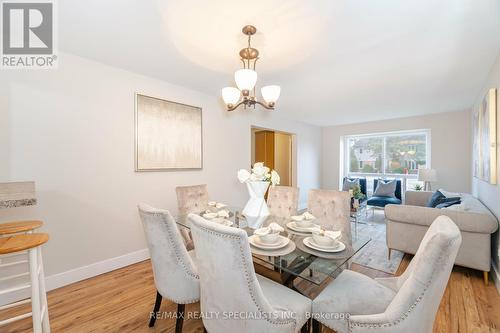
<box><xmin>0</xmin><ymin>182</ymin><xmax>37</xmax><ymax>209</ymax></box>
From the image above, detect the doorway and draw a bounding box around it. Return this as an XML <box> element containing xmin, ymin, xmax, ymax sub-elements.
<box><xmin>251</xmin><ymin>127</ymin><xmax>296</xmax><ymax>186</ymax></box>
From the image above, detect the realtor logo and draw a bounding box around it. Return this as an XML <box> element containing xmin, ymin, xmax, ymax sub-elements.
<box><xmin>1</xmin><ymin>0</ymin><xmax>57</xmax><ymax>68</ymax></box>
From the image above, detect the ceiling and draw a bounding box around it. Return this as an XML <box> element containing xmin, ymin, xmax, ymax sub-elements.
<box><xmin>59</xmin><ymin>0</ymin><xmax>500</xmax><ymax>126</ymax></box>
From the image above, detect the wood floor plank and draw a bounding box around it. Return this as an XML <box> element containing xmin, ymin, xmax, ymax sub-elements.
<box><xmin>1</xmin><ymin>256</ymin><xmax>499</xmax><ymax>332</ymax></box>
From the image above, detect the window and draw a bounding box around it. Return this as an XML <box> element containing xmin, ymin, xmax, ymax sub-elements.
<box><xmin>343</xmin><ymin>130</ymin><xmax>430</xmax><ymax>193</ymax></box>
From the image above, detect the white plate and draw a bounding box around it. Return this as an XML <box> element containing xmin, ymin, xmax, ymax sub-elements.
<box><xmin>303</xmin><ymin>237</ymin><xmax>346</xmax><ymax>253</ymax></box>
<box><xmin>203</xmin><ymin>213</ymin><xmax>218</xmax><ymax>219</ymax></box>
<box><xmin>286</xmin><ymin>221</ymin><xmax>318</xmax><ymax>233</ymax></box>
<box><xmin>249</xmin><ymin>235</ymin><xmax>290</xmax><ymax>250</ymax></box>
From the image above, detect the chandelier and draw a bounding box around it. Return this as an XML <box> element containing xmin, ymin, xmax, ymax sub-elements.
<box><xmin>221</xmin><ymin>25</ymin><xmax>281</xmax><ymax>111</ymax></box>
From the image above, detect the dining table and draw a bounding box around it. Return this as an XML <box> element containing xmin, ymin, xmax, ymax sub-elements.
<box><xmin>176</xmin><ymin>206</ymin><xmax>371</xmax><ymax>292</ymax></box>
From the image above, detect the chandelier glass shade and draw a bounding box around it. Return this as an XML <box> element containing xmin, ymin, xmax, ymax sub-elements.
<box><xmin>261</xmin><ymin>85</ymin><xmax>281</xmax><ymax>104</ymax></box>
<box><xmin>234</xmin><ymin>69</ymin><xmax>257</xmax><ymax>91</ymax></box>
<box><xmin>222</xmin><ymin>25</ymin><xmax>280</xmax><ymax>111</ymax></box>
<box><xmin>221</xmin><ymin>87</ymin><xmax>241</xmax><ymax>106</ymax></box>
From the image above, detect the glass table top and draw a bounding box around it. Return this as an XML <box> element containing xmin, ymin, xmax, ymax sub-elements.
<box><xmin>176</xmin><ymin>207</ymin><xmax>371</xmax><ymax>286</ymax></box>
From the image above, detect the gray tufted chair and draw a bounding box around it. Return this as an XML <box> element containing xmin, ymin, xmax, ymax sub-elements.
<box><xmin>267</xmin><ymin>186</ymin><xmax>300</xmax><ymax>218</ymax></box>
<box><xmin>307</xmin><ymin>189</ymin><xmax>352</xmax><ymax>245</ymax></box>
<box><xmin>176</xmin><ymin>184</ymin><xmax>209</xmax><ymax>215</ymax></box>
<box><xmin>311</xmin><ymin>215</ymin><xmax>462</xmax><ymax>333</ymax></box>
<box><xmin>138</xmin><ymin>204</ymin><xmax>200</xmax><ymax>332</ymax></box>
<box><xmin>176</xmin><ymin>184</ymin><xmax>209</xmax><ymax>250</ymax></box>
<box><xmin>189</xmin><ymin>213</ymin><xmax>312</xmax><ymax>333</ymax></box>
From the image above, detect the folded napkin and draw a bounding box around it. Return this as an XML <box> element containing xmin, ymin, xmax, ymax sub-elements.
<box><xmin>217</xmin><ymin>209</ymin><xmax>229</xmax><ymax>218</ymax></box>
<box><xmin>254</xmin><ymin>223</ymin><xmax>284</xmax><ymax>236</ymax></box>
<box><xmin>202</xmin><ymin>212</ymin><xmax>218</xmax><ymax>219</ymax></box>
<box><xmin>313</xmin><ymin>229</ymin><xmax>341</xmax><ymax>240</ymax></box>
<box><xmin>302</xmin><ymin>212</ymin><xmax>316</xmax><ymax>220</ymax></box>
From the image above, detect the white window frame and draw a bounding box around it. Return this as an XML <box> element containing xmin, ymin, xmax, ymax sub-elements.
<box><xmin>342</xmin><ymin>129</ymin><xmax>431</xmax><ymax>194</ymax></box>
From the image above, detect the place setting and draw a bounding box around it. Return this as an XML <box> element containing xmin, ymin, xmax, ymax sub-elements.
<box><xmin>248</xmin><ymin>223</ymin><xmax>296</xmax><ymax>256</ymax></box>
<box><xmin>286</xmin><ymin>211</ymin><xmax>319</xmax><ymax>234</ymax></box>
<box><xmin>201</xmin><ymin>206</ymin><xmax>234</xmax><ymax>227</ymax></box>
<box><xmin>296</xmin><ymin>228</ymin><xmax>353</xmax><ymax>259</ymax></box>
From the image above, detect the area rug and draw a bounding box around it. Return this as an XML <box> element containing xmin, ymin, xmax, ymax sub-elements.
<box><xmin>351</xmin><ymin>211</ymin><xmax>404</xmax><ymax>274</ymax></box>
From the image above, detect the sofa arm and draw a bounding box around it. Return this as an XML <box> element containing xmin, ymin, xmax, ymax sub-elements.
<box><xmin>385</xmin><ymin>204</ymin><xmax>499</xmax><ymax>234</ymax></box>
<box><xmin>404</xmin><ymin>191</ymin><xmax>432</xmax><ymax>206</ymax></box>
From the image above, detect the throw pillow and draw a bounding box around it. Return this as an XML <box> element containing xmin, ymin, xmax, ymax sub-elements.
<box><xmin>435</xmin><ymin>198</ymin><xmax>461</xmax><ymax>209</ymax></box>
<box><xmin>342</xmin><ymin>178</ymin><xmax>360</xmax><ymax>191</ymax></box>
<box><xmin>427</xmin><ymin>190</ymin><xmax>461</xmax><ymax>208</ymax></box>
<box><xmin>373</xmin><ymin>179</ymin><xmax>397</xmax><ymax>198</ymax></box>
<box><xmin>427</xmin><ymin>190</ymin><xmax>445</xmax><ymax>207</ymax></box>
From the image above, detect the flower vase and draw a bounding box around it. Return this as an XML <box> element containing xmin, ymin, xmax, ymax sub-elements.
<box><xmin>242</xmin><ymin>181</ymin><xmax>270</xmax><ymax>229</ymax></box>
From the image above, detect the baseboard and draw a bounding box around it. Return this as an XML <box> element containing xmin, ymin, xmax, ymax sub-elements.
<box><xmin>1</xmin><ymin>248</ymin><xmax>150</xmax><ymax>306</ymax></box>
<box><xmin>492</xmin><ymin>260</ymin><xmax>500</xmax><ymax>295</ymax></box>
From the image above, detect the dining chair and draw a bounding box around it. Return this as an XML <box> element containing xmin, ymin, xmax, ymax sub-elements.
<box><xmin>307</xmin><ymin>189</ymin><xmax>351</xmax><ymax>245</ymax></box>
<box><xmin>189</xmin><ymin>213</ymin><xmax>312</xmax><ymax>333</ymax></box>
<box><xmin>176</xmin><ymin>184</ymin><xmax>209</xmax><ymax>250</ymax></box>
<box><xmin>267</xmin><ymin>185</ymin><xmax>300</xmax><ymax>218</ymax></box>
<box><xmin>311</xmin><ymin>215</ymin><xmax>462</xmax><ymax>333</ymax></box>
<box><xmin>138</xmin><ymin>204</ymin><xmax>200</xmax><ymax>332</ymax></box>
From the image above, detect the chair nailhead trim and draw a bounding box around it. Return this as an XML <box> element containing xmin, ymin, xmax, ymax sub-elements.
<box><xmin>145</xmin><ymin>211</ymin><xmax>200</xmax><ymax>282</ymax></box>
<box><xmin>345</xmin><ymin>239</ymin><xmax>457</xmax><ymax>333</ymax></box>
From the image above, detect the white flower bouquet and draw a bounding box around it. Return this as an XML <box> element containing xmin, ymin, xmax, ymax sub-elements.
<box><xmin>237</xmin><ymin>162</ymin><xmax>280</xmax><ymax>186</ymax></box>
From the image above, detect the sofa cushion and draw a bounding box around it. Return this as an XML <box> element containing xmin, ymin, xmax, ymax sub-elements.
<box><xmin>367</xmin><ymin>196</ymin><xmax>402</xmax><ymax>207</ymax></box>
<box><xmin>385</xmin><ymin>204</ymin><xmax>499</xmax><ymax>234</ymax></box>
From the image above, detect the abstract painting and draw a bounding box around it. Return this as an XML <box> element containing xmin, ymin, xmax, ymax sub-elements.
<box><xmin>473</xmin><ymin>88</ymin><xmax>497</xmax><ymax>184</ymax></box>
<box><xmin>135</xmin><ymin>94</ymin><xmax>202</xmax><ymax>171</ymax></box>
<box><xmin>472</xmin><ymin>106</ymin><xmax>481</xmax><ymax>178</ymax></box>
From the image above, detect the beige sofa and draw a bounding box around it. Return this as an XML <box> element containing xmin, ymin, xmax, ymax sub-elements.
<box><xmin>385</xmin><ymin>191</ymin><xmax>498</xmax><ymax>281</ymax></box>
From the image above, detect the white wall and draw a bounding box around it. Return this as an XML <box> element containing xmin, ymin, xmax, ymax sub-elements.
<box><xmin>322</xmin><ymin>110</ymin><xmax>472</xmax><ymax>193</ymax></box>
<box><xmin>471</xmin><ymin>54</ymin><xmax>500</xmax><ymax>281</ymax></box>
<box><xmin>0</xmin><ymin>53</ymin><xmax>321</xmax><ymax>281</ymax></box>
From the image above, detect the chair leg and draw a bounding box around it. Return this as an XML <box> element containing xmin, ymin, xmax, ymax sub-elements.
<box><xmin>148</xmin><ymin>291</ymin><xmax>163</xmax><ymax>327</ymax></box>
<box><xmin>29</xmin><ymin>247</ymin><xmax>42</xmax><ymax>333</ymax></box>
<box><xmin>37</xmin><ymin>248</ymin><xmax>50</xmax><ymax>333</ymax></box>
<box><xmin>388</xmin><ymin>248</ymin><xmax>392</xmax><ymax>260</ymax></box>
<box><xmin>312</xmin><ymin>319</ymin><xmax>321</xmax><ymax>333</ymax></box>
<box><xmin>484</xmin><ymin>271</ymin><xmax>489</xmax><ymax>285</ymax></box>
<box><xmin>175</xmin><ymin>303</ymin><xmax>185</xmax><ymax>333</ymax></box>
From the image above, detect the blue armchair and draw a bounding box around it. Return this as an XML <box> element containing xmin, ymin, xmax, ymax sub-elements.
<box><xmin>367</xmin><ymin>179</ymin><xmax>402</xmax><ymax>208</ymax></box>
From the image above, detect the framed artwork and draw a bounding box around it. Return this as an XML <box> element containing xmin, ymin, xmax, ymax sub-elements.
<box><xmin>472</xmin><ymin>106</ymin><xmax>481</xmax><ymax>178</ymax></box>
<box><xmin>135</xmin><ymin>93</ymin><xmax>202</xmax><ymax>171</ymax></box>
<box><xmin>473</xmin><ymin>88</ymin><xmax>497</xmax><ymax>184</ymax></box>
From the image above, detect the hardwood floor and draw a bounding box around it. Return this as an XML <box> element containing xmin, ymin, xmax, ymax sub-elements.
<box><xmin>1</xmin><ymin>257</ymin><xmax>499</xmax><ymax>332</ymax></box>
